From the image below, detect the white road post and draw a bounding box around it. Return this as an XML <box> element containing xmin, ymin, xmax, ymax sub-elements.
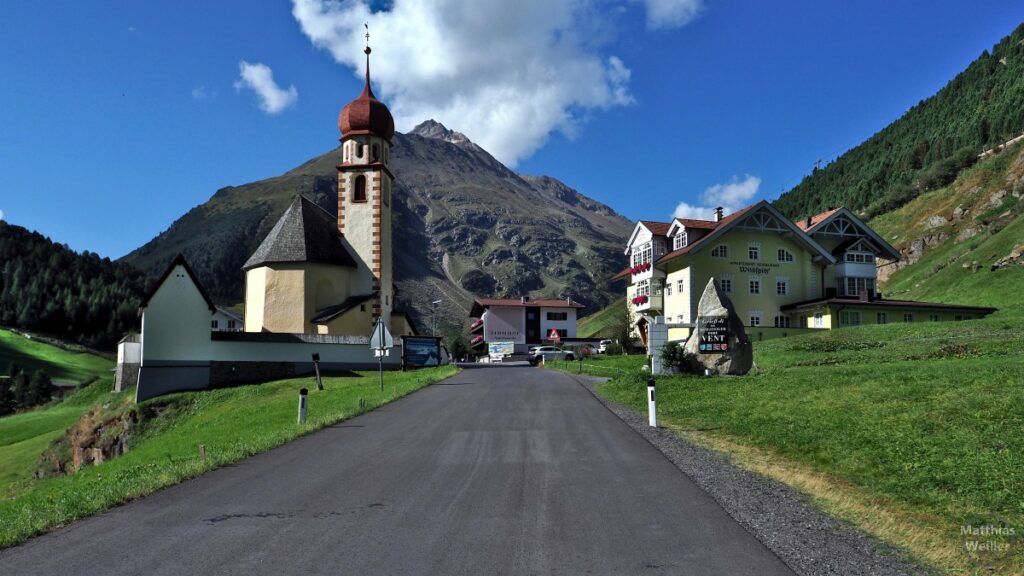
<box><xmin>298</xmin><ymin>388</ymin><xmax>308</xmax><ymax>424</ymax></box>
<box><xmin>647</xmin><ymin>377</ymin><xmax>657</xmax><ymax>428</ymax></box>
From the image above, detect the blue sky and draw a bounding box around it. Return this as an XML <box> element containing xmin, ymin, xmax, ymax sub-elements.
<box><xmin>2</xmin><ymin>1</ymin><xmax>1023</xmax><ymax>258</ymax></box>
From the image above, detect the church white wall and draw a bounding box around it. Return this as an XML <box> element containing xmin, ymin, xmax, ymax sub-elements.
<box><xmin>244</xmin><ymin>267</ymin><xmax>267</xmax><ymax>332</ymax></box>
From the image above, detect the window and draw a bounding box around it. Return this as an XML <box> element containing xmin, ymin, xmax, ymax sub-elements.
<box><xmin>554</xmin><ymin>329</ymin><xmax>568</xmax><ymax>338</ymax></box>
<box><xmin>631</xmin><ymin>242</ymin><xmax>653</xmax><ymax>267</ymax></box>
<box><xmin>227</xmin><ymin>320</ymin><xmax>236</xmax><ymax>329</ymax></box>
<box><xmin>677</xmin><ymin>314</ymin><xmax>686</xmax><ymax>323</ymax></box>
<box><xmin>903</xmin><ymin>313</ymin><xmax>913</xmax><ymax>323</ymax></box>
<box><xmin>546</xmin><ymin>312</ymin><xmax>568</xmax><ymax>321</ymax></box>
<box><xmin>748</xmin><ymin>242</ymin><xmax>761</xmax><ymax>261</ymax></box>
<box><xmin>929</xmin><ymin>314</ymin><xmax>941</xmax><ymax>322</ymax></box>
<box><xmin>844</xmin><ymin>252</ymin><xmax>875</xmax><ymax>263</ymax></box>
<box><xmin>372</xmin><ymin>143</ymin><xmax>380</xmax><ymax>161</ymax></box>
<box><xmin>774</xmin><ymin>315</ymin><xmax>791</xmax><ymax>328</ymax></box>
<box><xmin>211</xmin><ymin>320</ymin><xmax>219</xmax><ymax>329</ymax></box>
<box><xmin>356</xmin><ymin>142</ymin><xmax>364</xmax><ymax>159</ymax></box>
<box><xmin>749</xmin><ymin>276</ymin><xmax>761</xmax><ymax>295</ymax></box>
<box><xmin>841</xmin><ymin>277</ymin><xmax>875</xmax><ymax>297</ymax></box>
<box><xmin>840</xmin><ymin>311</ymin><xmax>861</xmax><ymax>326</ymax></box>
<box><xmin>776</xmin><ymin>277</ymin><xmax>788</xmax><ymax>296</ymax></box>
<box><xmin>665</xmin><ymin>283</ymin><xmax>672</xmax><ymax>296</ymax></box>
<box><xmin>636</xmin><ymin>279</ymin><xmax>650</xmax><ymax>297</ymax></box>
<box><xmin>720</xmin><ymin>274</ymin><xmax>733</xmax><ymax>293</ymax></box>
<box><xmin>527</xmin><ymin>311</ymin><xmax>536</xmax><ymax>320</ymax></box>
<box><xmin>876</xmin><ymin>312</ymin><xmax>887</xmax><ymax>325</ymax></box>
<box><xmin>799</xmin><ymin>316</ymin><xmax>807</xmax><ymax>328</ymax></box>
<box><xmin>676</xmin><ymin>279</ymin><xmax>684</xmax><ymax>293</ymax></box>
<box><xmin>353</xmin><ymin>175</ymin><xmax>367</xmax><ymax>202</ymax></box>
<box><xmin>777</xmin><ymin>249</ymin><xmax>794</xmax><ymax>262</ymax></box>
<box><xmin>673</xmin><ymin>232</ymin><xmax>687</xmax><ymax>250</ymax></box>
<box><xmin>813</xmin><ymin>313</ymin><xmax>824</xmax><ymax>328</ymax></box>
<box><xmin>711</xmin><ymin>244</ymin><xmax>729</xmax><ymax>258</ymax></box>
<box><xmin>749</xmin><ymin>310</ymin><xmax>762</xmax><ymax>327</ymax></box>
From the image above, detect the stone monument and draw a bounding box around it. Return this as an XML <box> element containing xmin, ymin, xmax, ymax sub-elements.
<box><xmin>683</xmin><ymin>277</ymin><xmax>753</xmax><ymax>375</ymax></box>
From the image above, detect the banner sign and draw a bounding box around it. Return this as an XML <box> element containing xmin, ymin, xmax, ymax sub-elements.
<box><xmin>402</xmin><ymin>337</ymin><xmax>441</xmax><ymax>368</ymax></box>
<box><xmin>697</xmin><ymin>316</ymin><xmax>730</xmax><ymax>353</ymax></box>
<box><xmin>488</xmin><ymin>341</ymin><xmax>515</xmax><ymax>357</ymax></box>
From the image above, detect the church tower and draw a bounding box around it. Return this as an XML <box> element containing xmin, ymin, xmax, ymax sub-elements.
<box><xmin>337</xmin><ymin>39</ymin><xmax>396</xmax><ymax>325</ymax></box>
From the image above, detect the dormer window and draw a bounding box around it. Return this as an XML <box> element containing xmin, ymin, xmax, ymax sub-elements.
<box><xmin>631</xmin><ymin>242</ymin><xmax>653</xmax><ymax>267</ymax></box>
<box><xmin>844</xmin><ymin>252</ymin><xmax>875</xmax><ymax>263</ymax></box>
<box><xmin>673</xmin><ymin>231</ymin><xmax>687</xmax><ymax>250</ymax></box>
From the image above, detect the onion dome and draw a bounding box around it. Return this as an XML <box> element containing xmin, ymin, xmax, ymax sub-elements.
<box><xmin>338</xmin><ymin>46</ymin><xmax>395</xmax><ymax>142</ymax></box>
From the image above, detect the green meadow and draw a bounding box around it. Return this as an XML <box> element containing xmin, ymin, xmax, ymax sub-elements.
<box><xmin>549</xmin><ymin>307</ymin><xmax>1024</xmax><ymax>574</ymax></box>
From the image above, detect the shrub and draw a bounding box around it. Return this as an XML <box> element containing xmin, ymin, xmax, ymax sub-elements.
<box><xmin>660</xmin><ymin>341</ymin><xmax>700</xmax><ymax>373</ymax></box>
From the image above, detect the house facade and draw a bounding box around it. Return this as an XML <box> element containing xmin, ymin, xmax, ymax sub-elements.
<box><xmin>617</xmin><ymin>202</ymin><xmax>996</xmax><ymax>344</ymax></box>
<box><xmin>469</xmin><ymin>297</ymin><xmax>584</xmax><ymax>354</ymax></box>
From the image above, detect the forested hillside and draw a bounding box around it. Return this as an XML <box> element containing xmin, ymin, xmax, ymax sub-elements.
<box><xmin>0</xmin><ymin>223</ymin><xmax>145</xmax><ymax>348</ymax></box>
<box><xmin>775</xmin><ymin>23</ymin><xmax>1024</xmax><ymax>220</ymax></box>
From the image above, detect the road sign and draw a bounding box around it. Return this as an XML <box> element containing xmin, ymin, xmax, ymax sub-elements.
<box><xmin>370</xmin><ymin>318</ymin><xmax>395</xmax><ymax>351</ymax></box>
<box><xmin>548</xmin><ymin>328</ymin><xmax>561</xmax><ymax>342</ymax></box>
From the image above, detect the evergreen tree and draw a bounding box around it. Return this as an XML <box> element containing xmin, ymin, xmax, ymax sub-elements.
<box><xmin>28</xmin><ymin>369</ymin><xmax>55</xmax><ymax>406</ymax></box>
<box><xmin>0</xmin><ymin>377</ymin><xmax>13</xmax><ymax>416</ymax></box>
<box><xmin>10</xmin><ymin>372</ymin><xmax>30</xmax><ymax>410</ymax></box>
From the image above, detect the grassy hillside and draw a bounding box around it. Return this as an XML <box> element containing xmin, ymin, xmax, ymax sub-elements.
<box><xmin>0</xmin><ymin>365</ymin><xmax>457</xmax><ymax>547</ymax></box>
<box><xmin>0</xmin><ymin>329</ymin><xmax>117</xmax><ymax>498</ymax></box>
<box><xmin>776</xmin><ymin>22</ymin><xmax>1024</xmax><ymax>220</ymax></box>
<box><xmin>0</xmin><ymin>329</ymin><xmax>113</xmax><ymax>383</ymax></box>
<box><xmin>550</xmin><ymin>312</ymin><xmax>1024</xmax><ymax>574</ymax></box>
<box><xmin>577</xmin><ymin>300</ymin><xmax>626</xmax><ymax>338</ymax></box>
<box><xmin>871</xmin><ymin>141</ymin><xmax>1024</xmax><ymax>314</ymax></box>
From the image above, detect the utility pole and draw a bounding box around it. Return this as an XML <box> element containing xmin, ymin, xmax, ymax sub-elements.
<box><xmin>431</xmin><ymin>299</ymin><xmax>443</xmax><ymax>336</ymax></box>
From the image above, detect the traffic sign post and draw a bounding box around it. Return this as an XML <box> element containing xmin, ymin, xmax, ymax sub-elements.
<box><xmin>311</xmin><ymin>353</ymin><xmax>323</xmax><ymax>391</ymax></box>
<box><xmin>548</xmin><ymin>328</ymin><xmax>561</xmax><ymax>343</ymax></box>
<box><xmin>369</xmin><ymin>318</ymin><xmax>395</xmax><ymax>393</ymax></box>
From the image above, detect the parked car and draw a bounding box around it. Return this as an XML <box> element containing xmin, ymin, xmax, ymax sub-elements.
<box><xmin>597</xmin><ymin>339</ymin><xmax>613</xmax><ymax>354</ymax></box>
<box><xmin>528</xmin><ymin>346</ymin><xmax>575</xmax><ymax>365</ymax></box>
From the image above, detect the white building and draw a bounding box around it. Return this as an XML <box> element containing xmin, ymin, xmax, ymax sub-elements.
<box><xmin>469</xmin><ymin>297</ymin><xmax>584</xmax><ymax>354</ymax></box>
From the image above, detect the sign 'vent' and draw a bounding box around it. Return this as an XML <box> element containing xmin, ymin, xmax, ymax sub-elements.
<box><xmin>698</xmin><ymin>316</ymin><xmax>730</xmax><ymax>353</ymax></box>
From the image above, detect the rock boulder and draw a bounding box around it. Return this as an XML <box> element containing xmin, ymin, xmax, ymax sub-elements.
<box><xmin>683</xmin><ymin>278</ymin><xmax>753</xmax><ymax>375</ymax></box>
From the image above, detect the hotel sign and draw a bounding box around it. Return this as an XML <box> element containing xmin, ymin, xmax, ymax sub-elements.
<box><xmin>729</xmin><ymin>261</ymin><xmax>779</xmax><ymax>275</ymax></box>
<box><xmin>698</xmin><ymin>316</ymin><xmax>730</xmax><ymax>353</ymax></box>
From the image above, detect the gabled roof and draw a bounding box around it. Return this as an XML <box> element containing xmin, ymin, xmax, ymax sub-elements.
<box><xmin>795</xmin><ymin>208</ymin><xmax>840</xmax><ymax>231</ymax></box>
<box><xmin>799</xmin><ymin>207</ymin><xmax>900</xmax><ymax>261</ymax></box>
<box><xmin>311</xmin><ymin>292</ymin><xmax>377</xmax><ymax>324</ymax></box>
<box><xmin>470</xmin><ymin>298</ymin><xmax>584</xmax><ymax>317</ymax></box>
<box><xmin>657</xmin><ymin>201</ymin><xmax>837</xmax><ymax>265</ymax></box>
<box><xmin>666</xmin><ymin>217</ymin><xmax>717</xmax><ymax>237</ymax></box>
<box><xmin>243</xmin><ymin>195</ymin><xmax>358</xmax><ymax>271</ymax></box>
<box><xmin>624</xmin><ymin>220</ymin><xmax>672</xmax><ymax>254</ymax></box>
<box><xmin>140</xmin><ymin>253</ymin><xmax>216</xmax><ymax>312</ymax></box>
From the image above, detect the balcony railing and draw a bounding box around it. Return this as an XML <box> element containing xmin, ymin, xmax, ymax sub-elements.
<box><xmin>469</xmin><ymin>318</ymin><xmax>484</xmax><ymax>332</ymax></box>
<box><xmin>630</xmin><ymin>294</ymin><xmax>663</xmax><ymax>313</ymax></box>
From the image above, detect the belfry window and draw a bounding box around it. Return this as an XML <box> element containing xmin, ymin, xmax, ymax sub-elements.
<box><xmin>372</xmin><ymin>144</ymin><xmax>380</xmax><ymax>161</ymax></box>
<box><xmin>353</xmin><ymin>175</ymin><xmax>367</xmax><ymax>202</ymax></box>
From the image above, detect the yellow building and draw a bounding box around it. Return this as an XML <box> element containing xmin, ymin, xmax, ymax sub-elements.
<box><xmin>616</xmin><ymin>202</ymin><xmax>996</xmax><ymax>344</ymax></box>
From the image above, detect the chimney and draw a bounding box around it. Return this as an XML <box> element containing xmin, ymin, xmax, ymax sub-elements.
<box><xmin>805</xmin><ymin>216</ymin><xmax>813</xmax><ymax>228</ymax></box>
<box><xmin>714</xmin><ymin>207</ymin><xmax>724</xmax><ymax>222</ymax></box>
<box><xmin>521</xmin><ymin>296</ymin><xmax>529</xmax><ymax>304</ymax></box>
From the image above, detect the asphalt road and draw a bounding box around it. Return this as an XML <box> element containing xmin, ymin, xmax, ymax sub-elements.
<box><xmin>0</xmin><ymin>365</ymin><xmax>794</xmax><ymax>575</ymax></box>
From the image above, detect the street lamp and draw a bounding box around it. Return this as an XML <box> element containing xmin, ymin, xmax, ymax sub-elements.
<box><xmin>431</xmin><ymin>299</ymin><xmax>443</xmax><ymax>336</ymax></box>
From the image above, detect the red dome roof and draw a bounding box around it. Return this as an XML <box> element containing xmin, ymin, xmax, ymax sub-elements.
<box><xmin>338</xmin><ymin>49</ymin><xmax>394</xmax><ymax>142</ymax></box>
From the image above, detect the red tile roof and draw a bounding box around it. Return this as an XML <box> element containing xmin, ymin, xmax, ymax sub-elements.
<box><xmin>780</xmin><ymin>297</ymin><xmax>996</xmax><ymax>313</ymax></box>
<box><xmin>672</xmin><ymin>218</ymin><xmax>717</xmax><ymax>230</ymax></box>
<box><xmin>656</xmin><ymin>204</ymin><xmax>755</xmax><ymax>264</ymax></box>
<box><xmin>640</xmin><ymin>220</ymin><xmax>672</xmax><ymax>236</ymax></box>
<box><xmin>795</xmin><ymin>208</ymin><xmax>839</xmax><ymax>231</ymax></box>
<box><xmin>474</xmin><ymin>298</ymin><xmax>585</xmax><ymax>308</ymax></box>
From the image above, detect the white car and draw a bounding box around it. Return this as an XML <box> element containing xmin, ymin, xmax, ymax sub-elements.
<box><xmin>597</xmin><ymin>339</ymin><xmax>613</xmax><ymax>353</ymax></box>
<box><xmin>529</xmin><ymin>346</ymin><xmax>575</xmax><ymax>363</ymax></box>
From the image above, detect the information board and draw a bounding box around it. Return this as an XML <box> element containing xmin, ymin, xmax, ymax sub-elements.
<box><xmin>697</xmin><ymin>316</ymin><xmax>730</xmax><ymax>353</ymax></box>
<box><xmin>402</xmin><ymin>336</ymin><xmax>441</xmax><ymax>368</ymax></box>
<box><xmin>488</xmin><ymin>341</ymin><xmax>515</xmax><ymax>357</ymax></box>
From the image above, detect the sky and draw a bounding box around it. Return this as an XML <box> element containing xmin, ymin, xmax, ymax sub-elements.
<box><xmin>2</xmin><ymin>1</ymin><xmax>1023</xmax><ymax>258</ymax></box>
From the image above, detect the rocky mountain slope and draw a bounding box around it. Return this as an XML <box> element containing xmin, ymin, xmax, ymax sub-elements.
<box><xmin>122</xmin><ymin>120</ymin><xmax>632</xmax><ymax>336</ymax></box>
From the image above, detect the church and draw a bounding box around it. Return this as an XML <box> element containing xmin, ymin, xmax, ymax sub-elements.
<box><xmin>242</xmin><ymin>42</ymin><xmax>413</xmax><ymax>338</ymax></box>
<box><xmin>123</xmin><ymin>42</ymin><xmax>420</xmax><ymax>401</ymax></box>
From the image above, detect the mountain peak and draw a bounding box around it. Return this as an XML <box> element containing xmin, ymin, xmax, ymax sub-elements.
<box><xmin>409</xmin><ymin>119</ymin><xmax>476</xmax><ymax>148</ymax></box>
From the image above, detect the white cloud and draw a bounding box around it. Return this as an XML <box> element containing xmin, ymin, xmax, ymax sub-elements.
<box><xmin>644</xmin><ymin>0</ymin><xmax>703</xmax><ymax>30</ymax></box>
<box><xmin>0</xmin><ymin>208</ymin><xmax>4</xmax><ymax>221</ymax></box>
<box><xmin>234</xmin><ymin>61</ymin><xmax>298</xmax><ymax>114</ymax></box>
<box><xmin>191</xmin><ymin>86</ymin><xmax>210</xmax><ymax>100</ymax></box>
<box><xmin>672</xmin><ymin>175</ymin><xmax>761</xmax><ymax>220</ymax></box>
<box><xmin>292</xmin><ymin>0</ymin><xmax>701</xmax><ymax>166</ymax></box>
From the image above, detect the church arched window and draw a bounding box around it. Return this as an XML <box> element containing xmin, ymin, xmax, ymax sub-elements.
<box><xmin>372</xmin><ymin>143</ymin><xmax>380</xmax><ymax>161</ymax></box>
<box><xmin>353</xmin><ymin>175</ymin><xmax>367</xmax><ymax>202</ymax></box>
<box><xmin>355</xmin><ymin>142</ymin><xmax>364</xmax><ymax>159</ymax></box>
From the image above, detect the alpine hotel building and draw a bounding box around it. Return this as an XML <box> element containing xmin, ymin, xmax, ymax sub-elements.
<box><xmin>617</xmin><ymin>201</ymin><xmax>995</xmax><ymax>344</ymax></box>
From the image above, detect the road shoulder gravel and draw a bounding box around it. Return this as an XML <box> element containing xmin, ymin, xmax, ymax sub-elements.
<box><xmin>569</xmin><ymin>373</ymin><xmax>933</xmax><ymax>576</ymax></box>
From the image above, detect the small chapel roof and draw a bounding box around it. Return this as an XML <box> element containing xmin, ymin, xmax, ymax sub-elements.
<box><xmin>243</xmin><ymin>195</ymin><xmax>358</xmax><ymax>271</ymax></box>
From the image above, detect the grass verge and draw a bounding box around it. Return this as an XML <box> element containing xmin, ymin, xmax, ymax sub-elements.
<box><xmin>547</xmin><ymin>311</ymin><xmax>1024</xmax><ymax>574</ymax></box>
<box><xmin>0</xmin><ymin>365</ymin><xmax>458</xmax><ymax>548</ymax></box>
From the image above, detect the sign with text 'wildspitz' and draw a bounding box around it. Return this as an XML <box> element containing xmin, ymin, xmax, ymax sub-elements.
<box><xmin>698</xmin><ymin>316</ymin><xmax>730</xmax><ymax>353</ymax></box>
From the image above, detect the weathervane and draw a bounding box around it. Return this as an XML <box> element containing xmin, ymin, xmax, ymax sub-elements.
<box><xmin>364</xmin><ymin>23</ymin><xmax>371</xmax><ymax>55</ymax></box>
